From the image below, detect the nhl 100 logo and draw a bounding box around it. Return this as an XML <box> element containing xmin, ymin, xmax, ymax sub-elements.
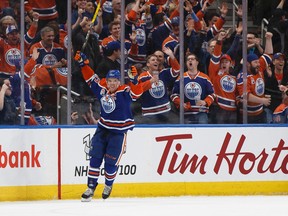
<box><xmin>81</xmin><ymin>134</ymin><xmax>137</xmax><ymax>176</ymax></box>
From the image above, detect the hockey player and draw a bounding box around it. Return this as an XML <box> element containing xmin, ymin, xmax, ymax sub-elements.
<box><xmin>74</xmin><ymin>51</ymin><xmax>144</xmax><ymax>201</ymax></box>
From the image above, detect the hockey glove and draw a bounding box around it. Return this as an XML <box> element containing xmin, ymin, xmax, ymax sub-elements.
<box><xmin>74</xmin><ymin>51</ymin><xmax>89</xmax><ymax>67</ymax></box>
<box><xmin>127</xmin><ymin>65</ymin><xmax>138</xmax><ymax>84</ymax></box>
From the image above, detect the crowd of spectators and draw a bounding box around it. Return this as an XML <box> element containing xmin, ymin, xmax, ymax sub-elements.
<box><xmin>0</xmin><ymin>0</ymin><xmax>288</xmax><ymax>125</ymax></box>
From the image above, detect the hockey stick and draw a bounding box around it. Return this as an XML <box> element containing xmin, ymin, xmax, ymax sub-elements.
<box><xmin>81</xmin><ymin>0</ymin><xmax>102</xmax><ymax>52</ymax></box>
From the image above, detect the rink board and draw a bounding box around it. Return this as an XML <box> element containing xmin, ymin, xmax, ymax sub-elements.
<box><xmin>1</xmin><ymin>181</ymin><xmax>288</xmax><ymax>201</ymax></box>
<box><xmin>0</xmin><ymin>125</ymin><xmax>287</xmax><ymax>201</ymax></box>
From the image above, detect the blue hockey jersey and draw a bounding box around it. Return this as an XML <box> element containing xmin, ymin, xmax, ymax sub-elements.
<box><xmin>81</xmin><ymin>65</ymin><xmax>143</xmax><ymax>133</ymax></box>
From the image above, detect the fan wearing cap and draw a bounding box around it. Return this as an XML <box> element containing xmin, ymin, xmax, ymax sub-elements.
<box><xmin>0</xmin><ymin>15</ymin><xmax>17</xmax><ymax>39</ymax></box>
<box><xmin>74</xmin><ymin>51</ymin><xmax>144</xmax><ymax>201</ymax></box>
<box><xmin>208</xmin><ymin>29</ymin><xmax>239</xmax><ymax>124</ymax></box>
<box><xmin>101</xmin><ymin>20</ymin><xmax>138</xmax><ymax>67</ymax></box>
<box><xmin>264</xmin><ymin>52</ymin><xmax>288</xmax><ymax>123</ymax></box>
<box><xmin>0</xmin><ymin>13</ymin><xmax>39</xmax><ymax>76</ymax></box>
<box><xmin>95</xmin><ymin>40</ymin><xmax>121</xmax><ymax>79</ymax></box>
<box><xmin>236</xmin><ymin>32</ymin><xmax>274</xmax><ymax>123</ymax></box>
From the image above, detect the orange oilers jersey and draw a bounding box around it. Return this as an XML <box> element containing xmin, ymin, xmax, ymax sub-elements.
<box><xmin>209</xmin><ymin>42</ymin><xmax>238</xmax><ymax>111</ymax></box>
<box><xmin>59</xmin><ymin>29</ymin><xmax>68</xmax><ymax>51</ymax></box>
<box><xmin>274</xmin><ymin>103</ymin><xmax>288</xmax><ymax>115</ymax></box>
<box><xmin>24</xmin><ymin>58</ymin><xmax>67</xmax><ymax>87</ymax></box>
<box><xmin>101</xmin><ymin>35</ymin><xmax>115</xmax><ymax>48</ymax></box>
<box><xmin>0</xmin><ymin>24</ymin><xmax>37</xmax><ymax>75</ymax></box>
<box><xmin>24</xmin><ymin>0</ymin><xmax>58</xmax><ymax>20</ymax></box>
<box><xmin>273</xmin><ymin>103</ymin><xmax>288</xmax><ymax>123</ymax></box>
<box><xmin>0</xmin><ymin>0</ymin><xmax>9</xmax><ymax>9</ymax></box>
<box><xmin>237</xmin><ymin>54</ymin><xmax>272</xmax><ymax>116</ymax></box>
<box><xmin>147</xmin><ymin>0</ymin><xmax>168</xmax><ymax>5</ymax></box>
<box><xmin>30</xmin><ymin>65</ymin><xmax>67</xmax><ymax>87</ymax></box>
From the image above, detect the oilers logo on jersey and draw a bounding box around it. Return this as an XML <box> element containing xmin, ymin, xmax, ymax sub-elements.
<box><xmin>102</xmin><ymin>0</ymin><xmax>112</xmax><ymax>13</ymax></box>
<box><xmin>5</xmin><ymin>48</ymin><xmax>21</xmax><ymax>66</ymax></box>
<box><xmin>149</xmin><ymin>80</ymin><xmax>165</xmax><ymax>99</ymax></box>
<box><xmin>185</xmin><ymin>82</ymin><xmax>202</xmax><ymax>100</ymax></box>
<box><xmin>255</xmin><ymin>78</ymin><xmax>265</xmax><ymax>96</ymax></box>
<box><xmin>135</xmin><ymin>28</ymin><xmax>146</xmax><ymax>46</ymax></box>
<box><xmin>100</xmin><ymin>94</ymin><xmax>116</xmax><ymax>114</ymax></box>
<box><xmin>42</xmin><ymin>54</ymin><xmax>57</xmax><ymax>66</ymax></box>
<box><xmin>56</xmin><ymin>67</ymin><xmax>68</xmax><ymax>76</ymax></box>
<box><xmin>220</xmin><ymin>75</ymin><xmax>236</xmax><ymax>93</ymax></box>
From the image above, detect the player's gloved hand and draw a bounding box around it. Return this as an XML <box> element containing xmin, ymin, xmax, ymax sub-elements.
<box><xmin>127</xmin><ymin>65</ymin><xmax>138</xmax><ymax>84</ymax></box>
<box><xmin>74</xmin><ymin>51</ymin><xmax>89</xmax><ymax>67</ymax></box>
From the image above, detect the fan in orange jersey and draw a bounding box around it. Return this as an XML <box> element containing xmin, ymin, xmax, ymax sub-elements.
<box><xmin>24</xmin><ymin>0</ymin><xmax>58</xmax><ymax>31</ymax></box>
<box><xmin>208</xmin><ymin>27</ymin><xmax>242</xmax><ymax>124</ymax></box>
<box><xmin>236</xmin><ymin>32</ymin><xmax>274</xmax><ymax>124</ymax></box>
<box><xmin>0</xmin><ymin>13</ymin><xmax>39</xmax><ymax>77</ymax></box>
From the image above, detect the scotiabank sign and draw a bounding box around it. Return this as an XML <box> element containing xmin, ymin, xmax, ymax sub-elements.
<box><xmin>156</xmin><ymin>132</ymin><xmax>288</xmax><ymax>176</ymax></box>
<box><xmin>0</xmin><ymin>145</ymin><xmax>41</xmax><ymax>168</ymax></box>
<box><xmin>0</xmin><ymin>128</ymin><xmax>58</xmax><ymax>186</ymax></box>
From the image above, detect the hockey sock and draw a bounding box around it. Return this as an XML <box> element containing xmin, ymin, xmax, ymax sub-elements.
<box><xmin>87</xmin><ymin>157</ymin><xmax>102</xmax><ymax>189</ymax></box>
<box><xmin>104</xmin><ymin>163</ymin><xmax>118</xmax><ymax>186</ymax></box>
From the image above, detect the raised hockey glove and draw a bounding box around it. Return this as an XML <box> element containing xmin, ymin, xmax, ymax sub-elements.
<box><xmin>127</xmin><ymin>65</ymin><xmax>138</xmax><ymax>84</ymax></box>
<box><xmin>74</xmin><ymin>51</ymin><xmax>89</xmax><ymax>67</ymax></box>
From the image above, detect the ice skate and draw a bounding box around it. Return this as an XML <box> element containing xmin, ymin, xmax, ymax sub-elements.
<box><xmin>81</xmin><ymin>188</ymin><xmax>94</xmax><ymax>202</ymax></box>
<box><xmin>102</xmin><ymin>185</ymin><xmax>112</xmax><ymax>199</ymax></box>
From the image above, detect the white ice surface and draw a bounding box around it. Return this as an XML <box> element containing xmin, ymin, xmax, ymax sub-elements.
<box><xmin>0</xmin><ymin>196</ymin><xmax>287</xmax><ymax>216</ymax></box>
